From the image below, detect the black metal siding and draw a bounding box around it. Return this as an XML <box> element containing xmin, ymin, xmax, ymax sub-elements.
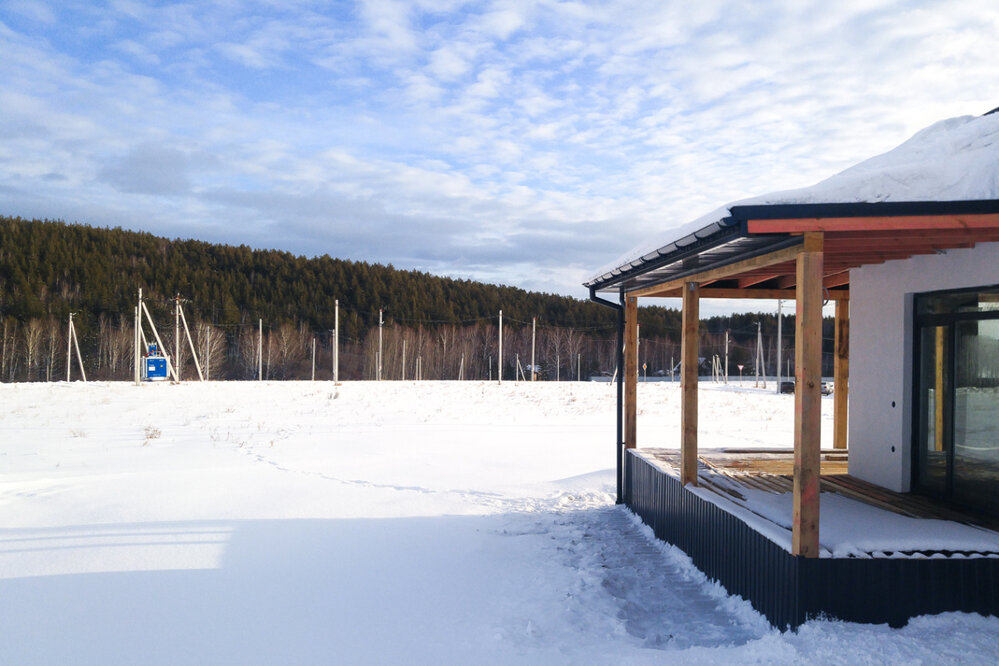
<box><xmin>626</xmin><ymin>451</ymin><xmax>999</xmax><ymax>629</ymax></box>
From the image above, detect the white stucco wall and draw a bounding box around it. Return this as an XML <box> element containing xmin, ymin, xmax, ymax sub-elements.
<box><xmin>848</xmin><ymin>241</ymin><xmax>999</xmax><ymax>492</ymax></box>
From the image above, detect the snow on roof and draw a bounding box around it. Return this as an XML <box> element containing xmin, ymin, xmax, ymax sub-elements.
<box><xmin>590</xmin><ymin>112</ymin><xmax>999</xmax><ymax>284</ymax></box>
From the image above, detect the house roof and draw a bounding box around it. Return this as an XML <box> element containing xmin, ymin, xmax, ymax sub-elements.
<box><xmin>587</xmin><ymin>112</ymin><xmax>999</xmax><ymax>295</ymax></box>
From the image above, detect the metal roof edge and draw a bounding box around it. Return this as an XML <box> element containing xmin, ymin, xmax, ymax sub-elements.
<box><xmin>729</xmin><ymin>199</ymin><xmax>999</xmax><ymax>221</ymax></box>
<box><xmin>585</xmin><ymin>199</ymin><xmax>999</xmax><ymax>292</ymax></box>
<box><xmin>585</xmin><ymin>216</ymin><xmax>742</xmax><ymax>290</ymax></box>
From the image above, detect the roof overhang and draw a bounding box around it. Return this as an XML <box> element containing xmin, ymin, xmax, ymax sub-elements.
<box><xmin>587</xmin><ymin>200</ymin><xmax>999</xmax><ymax>298</ymax></box>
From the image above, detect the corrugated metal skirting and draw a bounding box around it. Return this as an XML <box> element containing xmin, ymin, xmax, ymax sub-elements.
<box><xmin>625</xmin><ymin>451</ymin><xmax>999</xmax><ymax>628</ymax></box>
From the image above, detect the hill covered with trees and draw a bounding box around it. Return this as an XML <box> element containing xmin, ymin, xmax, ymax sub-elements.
<box><xmin>0</xmin><ymin>216</ymin><xmax>818</xmax><ymax>381</ymax></box>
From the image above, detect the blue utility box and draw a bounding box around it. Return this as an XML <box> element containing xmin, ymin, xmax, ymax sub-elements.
<box><xmin>143</xmin><ymin>343</ymin><xmax>168</xmax><ymax>381</ymax></box>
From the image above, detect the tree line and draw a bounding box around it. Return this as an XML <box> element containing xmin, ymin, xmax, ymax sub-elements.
<box><xmin>0</xmin><ymin>216</ymin><xmax>834</xmax><ymax>382</ymax></box>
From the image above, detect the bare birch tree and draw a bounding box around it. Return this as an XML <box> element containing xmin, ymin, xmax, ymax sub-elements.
<box><xmin>24</xmin><ymin>318</ymin><xmax>44</xmax><ymax>381</ymax></box>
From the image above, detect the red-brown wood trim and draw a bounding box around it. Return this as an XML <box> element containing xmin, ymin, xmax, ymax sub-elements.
<box><xmin>748</xmin><ymin>213</ymin><xmax>999</xmax><ymax>234</ymax></box>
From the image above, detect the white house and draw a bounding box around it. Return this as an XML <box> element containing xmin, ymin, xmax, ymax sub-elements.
<box><xmin>585</xmin><ymin>109</ymin><xmax>999</xmax><ymax>627</ymax></box>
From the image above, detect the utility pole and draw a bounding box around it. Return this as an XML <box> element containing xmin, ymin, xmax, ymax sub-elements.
<box><xmin>72</xmin><ymin>313</ymin><xmax>86</xmax><ymax>382</ymax></box>
<box><xmin>378</xmin><ymin>308</ymin><xmax>384</xmax><ymax>381</ymax></box>
<box><xmin>311</xmin><ymin>337</ymin><xmax>316</xmax><ymax>381</ymax></box>
<box><xmin>134</xmin><ymin>288</ymin><xmax>142</xmax><ymax>385</ymax></box>
<box><xmin>177</xmin><ymin>299</ymin><xmax>204</xmax><ymax>381</ymax></box>
<box><xmin>498</xmin><ymin>309</ymin><xmax>503</xmax><ymax>385</ymax></box>
<box><xmin>776</xmin><ymin>300</ymin><xmax>783</xmax><ymax>394</ymax></box>
<box><xmin>174</xmin><ymin>294</ymin><xmax>181</xmax><ymax>382</ymax></box>
<box><xmin>531</xmin><ymin>317</ymin><xmax>536</xmax><ymax>381</ymax></box>
<box><xmin>578</xmin><ymin>353</ymin><xmax>581</xmax><ymax>381</ymax></box>
<box><xmin>66</xmin><ymin>313</ymin><xmax>73</xmax><ymax>382</ymax></box>
<box><xmin>140</xmin><ymin>300</ymin><xmax>178</xmax><ymax>382</ymax></box>
<box><xmin>134</xmin><ymin>305</ymin><xmax>140</xmax><ymax>385</ymax></box>
<box><xmin>756</xmin><ymin>321</ymin><xmax>764</xmax><ymax>388</ymax></box>
<box><xmin>402</xmin><ymin>339</ymin><xmax>407</xmax><ymax>381</ymax></box>
<box><xmin>258</xmin><ymin>318</ymin><xmax>263</xmax><ymax>381</ymax></box>
<box><xmin>724</xmin><ymin>330</ymin><xmax>729</xmax><ymax>385</ymax></box>
<box><xmin>66</xmin><ymin>313</ymin><xmax>86</xmax><ymax>382</ymax></box>
<box><xmin>334</xmin><ymin>299</ymin><xmax>339</xmax><ymax>384</ymax></box>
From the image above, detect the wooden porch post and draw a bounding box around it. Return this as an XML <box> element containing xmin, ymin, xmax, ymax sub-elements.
<box><xmin>793</xmin><ymin>233</ymin><xmax>823</xmax><ymax>557</ymax></box>
<box><xmin>624</xmin><ymin>295</ymin><xmax>638</xmax><ymax>449</ymax></box>
<box><xmin>833</xmin><ymin>299</ymin><xmax>849</xmax><ymax>450</ymax></box>
<box><xmin>681</xmin><ymin>282</ymin><xmax>699</xmax><ymax>486</ymax></box>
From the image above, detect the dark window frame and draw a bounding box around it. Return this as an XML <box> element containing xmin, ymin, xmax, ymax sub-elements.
<box><xmin>911</xmin><ymin>283</ymin><xmax>999</xmax><ymax>511</ymax></box>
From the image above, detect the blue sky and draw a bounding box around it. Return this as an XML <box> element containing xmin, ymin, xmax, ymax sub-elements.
<box><xmin>1</xmin><ymin>1</ymin><xmax>997</xmax><ymax>310</ymax></box>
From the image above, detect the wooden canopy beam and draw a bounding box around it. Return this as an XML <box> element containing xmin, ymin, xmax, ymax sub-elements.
<box><xmin>627</xmin><ymin>244</ymin><xmax>803</xmax><ymax>298</ymax></box>
<box><xmin>758</xmin><ymin>269</ymin><xmax>853</xmax><ymax>291</ymax></box>
<box><xmin>793</xmin><ymin>232</ymin><xmax>823</xmax><ymax>558</ymax></box>
<box><xmin>822</xmin><ymin>228</ymin><xmax>999</xmax><ymax>242</ymax></box>
<box><xmin>738</xmin><ymin>275</ymin><xmax>778</xmax><ymax>288</ymax></box>
<box><xmin>748</xmin><ymin>213</ymin><xmax>999</xmax><ymax>234</ymax></box>
<box><xmin>824</xmin><ymin>271</ymin><xmax>851</xmax><ymax>289</ymax></box>
<box><xmin>642</xmin><ymin>287</ymin><xmax>849</xmax><ymax>301</ymax></box>
<box><xmin>822</xmin><ymin>238</ymin><xmax>990</xmax><ymax>251</ymax></box>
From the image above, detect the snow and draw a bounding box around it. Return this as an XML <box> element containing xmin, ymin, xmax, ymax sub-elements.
<box><xmin>592</xmin><ymin>112</ymin><xmax>999</xmax><ymax>281</ymax></box>
<box><xmin>682</xmin><ymin>473</ymin><xmax>999</xmax><ymax>558</ymax></box>
<box><xmin>2</xmin><ymin>380</ymin><xmax>999</xmax><ymax>664</ymax></box>
<box><xmin>779</xmin><ymin>490</ymin><xmax>999</xmax><ymax>558</ymax></box>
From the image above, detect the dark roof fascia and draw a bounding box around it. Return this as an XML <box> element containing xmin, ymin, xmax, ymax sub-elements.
<box><xmin>728</xmin><ymin>199</ymin><xmax>999</xmax><ymax>221</ymax></box>
<box><xmin>587</xmin><ymin>199</ymin><xmax>999</xmax><ymax>292</ymax></box>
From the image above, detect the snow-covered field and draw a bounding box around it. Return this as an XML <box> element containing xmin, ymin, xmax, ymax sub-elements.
<box><xmin>2</xmin><ymin>380</ymin><xmax>997</xmax><ymax>664</ymax></box>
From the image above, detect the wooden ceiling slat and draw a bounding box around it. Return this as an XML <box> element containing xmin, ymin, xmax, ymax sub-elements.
<box><xmin>737</xmin><ymin>275</ymin><xmax>778</xmax><ymax>288</ymax></box>
<box><xmin>822</xmin><ymin>239</ymin><xmax>995</xmax><ymax>252</ymax></box>
<box><xmin>823</xmin><ymin>271</ymin><xmax>851</xmax><ymax>288</ymax></box>
<box><xmin>824</xmin><ymin>231</ymin><xmax>999</xmax><ymax>243</ymax></box>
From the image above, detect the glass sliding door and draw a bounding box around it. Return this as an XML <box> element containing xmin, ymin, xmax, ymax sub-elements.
<box><xmin>952</xmin><ymin>318</ymin><xmax>999</xmax><ymax>513</ymax></box>
<box><xmin>914</xmin><ymin>286</ymin><xmax>999</xmax><ymax>514</ymax></box>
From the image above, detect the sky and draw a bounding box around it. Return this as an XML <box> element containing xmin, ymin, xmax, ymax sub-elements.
<box><xmin>1</xmin><ymin>1</ymin><xmax>998</xmax><ymax>313</ymax></box>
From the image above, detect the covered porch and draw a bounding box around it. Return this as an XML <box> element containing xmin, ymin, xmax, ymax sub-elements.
<box><xmin>587</xmin><ymin>200</ymin><xmax>999</xmax><ymax>627</ymax></box>
<box><xmin>625</xmin><ymin>448</ymin><xmax>999</xmax><ymax>628</ymax></box>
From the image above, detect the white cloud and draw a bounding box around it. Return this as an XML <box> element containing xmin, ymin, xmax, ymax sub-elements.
<box><xmin>1</xmin><ymin>0</ymin><xmax>998</xmax><ymax>300</ymax></box>
<box><xmin>358</xmin><ymin>0</ymin><xmax>420</xmax><ymax>54</ymax></box>
<box><xmin>216</xmin><ymin>41</ymin><xmax>275</xmax><ymax>69</ymax></box>
<box><xmin>4</xmin><ymin>0</ymin><xmax>55</xmax><ymax>24</ymax></box>
<box><xmin>427</xmin><ymin>45</ymin><xmax>473</xmax><ymax>80</ymax></box>
<box><xmin>112</xmin><ymin>39</ymin><xmax>161</xmax><ymax>66</ymax></box>
<box><xmin>478</xmin><ymin>6</ymin><xmax>525</xmax><ymax>40</ymax></box>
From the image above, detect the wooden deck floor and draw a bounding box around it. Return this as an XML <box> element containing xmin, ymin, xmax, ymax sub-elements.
<box><xmin>639</xmin><ymin>448</ymin><xmax>999</xmax><ymax>531</ymax></box>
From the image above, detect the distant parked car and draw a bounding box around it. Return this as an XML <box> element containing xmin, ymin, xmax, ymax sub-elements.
<box><xmin>780</xmin><ymin>380</ymin><xmax>832</xmax><ymax>395</ymax></box>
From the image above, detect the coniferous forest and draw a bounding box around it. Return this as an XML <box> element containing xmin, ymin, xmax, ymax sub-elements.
<box><xmin>0</xmin><ymin>216</ymin><xmax>832</xmax><ymax>382</ymax></box>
